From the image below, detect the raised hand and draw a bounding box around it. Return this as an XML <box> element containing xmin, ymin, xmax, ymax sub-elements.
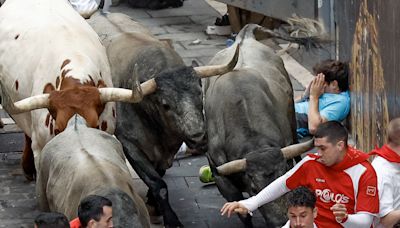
<box><xmin>309</xmin><ymin>73</ymin><xmax>326</xmax><ymax>99</ymax></box>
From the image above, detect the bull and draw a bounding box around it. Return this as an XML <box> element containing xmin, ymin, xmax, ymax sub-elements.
<box><xmin>203</xmin><ymin>24</ymin><xmax>315</xmax><ymax>227</ymax></box>
<box><xmin>0</xmin><ymin>0</ymin><xmax>151</xmax><ymax>179</ymax></box>
<box><xmin>87</xmin><ymin>12</ymin><xmax>238</xmax><ymax>227</ymax></box>
<box><xmin>37</xmin><ymin>115</ymin><xmax>150</xmax><ymax>227</ymax></box>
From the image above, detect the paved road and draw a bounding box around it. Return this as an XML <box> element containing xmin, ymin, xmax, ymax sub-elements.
<box><xmin>0</xmin><ymin>0</ymin><xmax>309</xmax><ymax>227</ymax></box>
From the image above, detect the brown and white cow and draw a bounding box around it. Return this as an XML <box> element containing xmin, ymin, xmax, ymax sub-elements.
<box><xmin>0</xmin><ymin>0</ymin><xmax>152</xmax><ymax>179</ymax></box>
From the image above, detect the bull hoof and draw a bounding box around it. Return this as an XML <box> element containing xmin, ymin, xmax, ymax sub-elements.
<box><xmin>163</xmin><ymin>213</ymin><xmax>184</xmax><ymax>228</ymax></box>
<box><xmin>164</xmin><ymin>223</ymin><xmax>184</xmax><ymax>228</ymax></box>
<box><xmin>146</xmin><ymin>204</ymin><xmax>161</xmax><ymax>216</ymax></box>
<box><xmin>23</xmin><ymin>171</ymin><xmax>35</xmax><ymax>181</ymax></box>
<box><xmin>185</xmin><ymin>148</ymin><xmax>202</xmax><ymax>156</ymax></box>
<box><xmin>150</xmin><ymin>215</ymin><xmax>163</xmax><ymax>224</ymax></box>
<box><xmin>21</xmin><ymin>164</ymin><xmax>36</xmax><ymax>181</ymax></box>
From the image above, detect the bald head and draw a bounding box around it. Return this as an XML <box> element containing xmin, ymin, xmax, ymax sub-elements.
<box><xmin>388</xmin><ymin>118</ymin><xmax>400</xmax><ymax>146</ymax></box>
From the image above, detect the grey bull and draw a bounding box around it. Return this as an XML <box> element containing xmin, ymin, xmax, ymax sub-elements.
<box><xmin>36</xmin><ymin>115</ymin><xmax>150</xmax><ymax>227</ymax></box>
<box><xmin>87</xmin><ymin>12</ymin><xmax>238</xmax><ymax>227</ymax></box>
<box><xmin>203</xmin><ymin>24</ymin><xmax>314</xmax><ymax>227</ymax></box>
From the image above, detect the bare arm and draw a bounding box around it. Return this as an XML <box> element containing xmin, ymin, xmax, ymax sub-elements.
<box><xmin>308</xmin><ymin>73</ymin><xmax>326</xmax><ymax>134</ymax></box>
<box><xmin>380</xmin><ymin>210</ymin><xmax>400</xmax><ymax>228</ymax></box>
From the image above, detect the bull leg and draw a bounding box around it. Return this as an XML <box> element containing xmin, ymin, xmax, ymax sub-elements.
<box><xmin>21</xmin><ymin>134</ymin><xmax>35</xmax><ymax>181</ymax></box>
<box><xmin>36</xmin><ymin>173</ymin><xmax>50</xmax><ymax>212</ymax></box>
<box><xmin>120</xmin><ymin>139</ymin><xmax>183</xmax><ymax>228</ymax></box>
<box><xmin>258</xmin><ymin>199</ymin><xmax>287</xmax><ymax>228</ymax></box>
<box><xmin>213</xmin><ymin>174</ymin><xmax>253</xmax><ymax>228</ymax></box>
<box><xmin>208</xmin><ymin>155</ymin><xmax>253</xmax><ymax>228</ymax></box>
<box><xmin>146</xmin><ymin>168</ymin><xmax>166</xmax><ymax>214</ymax></box>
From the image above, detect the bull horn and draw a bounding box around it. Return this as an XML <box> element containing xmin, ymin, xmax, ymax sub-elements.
<box><xmin>194</xmin><ymin>44</ymin><xmax>240</xmax><ymax>78</ymax></box>
<box><xmin>8</xmin><ymin>94</ymin><xmax>50</xmax><ymax>114</ymax></box>
<box><xmin>99</xmin><ymin>78</ymin><xmax>157</xmax><ymax>103</ymax></box>
<box><xmin>281</xmin><ymin>138</ymin><xmax>314</xmax><ymax>159</ymax></box>
<box><xmin>216</xmin><ymin>158</ymin><xmax>247</xmax><ymax>176</ymax></box>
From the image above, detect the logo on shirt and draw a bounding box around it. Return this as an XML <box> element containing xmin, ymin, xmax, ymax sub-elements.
<box><xmin>315</xmin><ymin>178</ymin><xmax>325</xmax><ymax>183</ymax></box>
<box><xmin>315</xmin><ymin>189</ymin><xmax>349</xmax><ymax>204</ymax></box>
<box><xmin>366</xmin><ymin>186</ymin><xmax>376</xmax><ymax>196</ymax></box>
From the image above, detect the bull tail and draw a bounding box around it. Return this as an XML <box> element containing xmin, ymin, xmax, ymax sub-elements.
<box><xmin>66</xmin><ymin>114</ymin><xmax>87</xmax><ymax>131</ymax></box>
<box><xmin>235</xmin><ymin>17</ymin><xmax>330</xmax><ymax>50</ymax></box>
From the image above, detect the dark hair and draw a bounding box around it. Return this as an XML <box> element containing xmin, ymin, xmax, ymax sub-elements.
<box><xmin>314</xmin><ymin>121</ymin><xmax>348</xmax><ymax>146</ymax></box>
<box><xmin>287</xmin><ymin>186</ymin><xmax>316</xmax><ymax>209</ymax></box>
<box><xmin>313</xmin><ymin>59</ymin><xmax>349</xmax><ymax>92</ymax></box>
<box><xmin>388</xmin><ymin>118</ymin><xmax>400</xmax><ymax>146</ymax></box>
<box><xmin>78</xmin><ymin>195</ymin><xmax>112</xmax><ymax>227</ymax></box>
<box><xmin>34</xmin><ymin>212</ymin><xmax>70</xmax><ymax>228</ymax></box>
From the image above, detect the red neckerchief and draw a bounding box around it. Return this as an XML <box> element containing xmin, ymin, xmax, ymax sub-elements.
<box><xmin>309</xmin><ymin>146</ymin><xmax>369</xmax><ymax>171</ymax></box>
<box><xmin>369</xmin><ymin>144</ymin><xmax>400</xmax><ymax>163</ymax></box>
<box><xmin>69</xmin><ymin>217</ymin><xmax>81</xmax><ymax>228</ymax></box>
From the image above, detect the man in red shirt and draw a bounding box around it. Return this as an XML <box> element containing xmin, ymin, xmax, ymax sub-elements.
<box><xmin>221</xmin><ymin>121</ymin><xmax>379</xmax><ymax>227</ymax></box>
<box><xmin>370</xmin><ymin>117</ymin><xmax>400</xmax><ymax>227</ymax></box>
<box><xmin>70</xmin><ymin>195</ymin><xmax>113</xmax><ymax>228</ymax></box>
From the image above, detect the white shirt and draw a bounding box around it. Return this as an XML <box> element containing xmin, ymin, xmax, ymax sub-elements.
<box><xmin>69</xmin><ymin>0</ymin><xmax>100</xmax><ymax>18</ymax></box>
<box><xmin>281</xmin><ymin>220</ymin><xmax>318</xmax><ymax>228</ymax></box>
<box><xmin>372</xmin><ymin>156</ymin><xmax>400</xmax><ymax>227</ymax></box>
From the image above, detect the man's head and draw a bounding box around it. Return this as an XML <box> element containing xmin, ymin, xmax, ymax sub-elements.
<box><xmin>314</xmin><ymin>121</ymin><xmax>348</xmax><ymax>166</ymax></box>
<box><xmin>388</xmin><ymin>117</ymin><xmax>400</xmax><ymax>147</ymax></box>
<box><xmin>34</xmin><ymin>212</ymin><xmax>70</xmax><ymax>228</ymax></box>
<box><xmin>78</xmin><ymin>195</ymin><xmax>113</xmax><ymax>228</ymax></box>
<box><xmin>313</xmin><ymin>60</ymin><xmax>349</xmax><ymax>93</ymax></box>
<box><xmin>286</xmin><ymin>186</ymin><xmax>317</xmax><ymax>228</ymax></box>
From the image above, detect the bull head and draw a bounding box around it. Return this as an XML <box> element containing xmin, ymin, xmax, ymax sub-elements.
<box><xmin>7</xmin><ymin>78</ymin><xmax>157</xmax><ymax>114</ymax></box>
<box><xmin>9</xmin><ymin>44</ymin><xmax>240</xmax><ymax>113</ymax></box>
<box><xmin>216</xmin><ymin>139</ymin><xmax>314</xmax><ymax>175</ymax></box>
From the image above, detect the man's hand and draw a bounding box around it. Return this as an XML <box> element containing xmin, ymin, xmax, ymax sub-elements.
<box><xmin>331</xmin><ymin>203</ymin><xmax>348</xmax><ymax>223</ymax></box>
<box><xmin>309</xmin><ymin>73</ymin><xmax>326</xmax><ymax>99</ymax></box>
<box><xmin>220</xmin><ymin>201</ymin><xmax>249</xmax><ymax>217</ymax></box>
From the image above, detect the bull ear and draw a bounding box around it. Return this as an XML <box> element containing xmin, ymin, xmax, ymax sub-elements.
<box><xmin>194</xmin><ymin>44</ymin><xmax>239</xmax><ymax>78</ymax></box>
<box><xmin>159</xmin><ymin>38</ymin><xmax>174</xmax><ymax>49</ymax></box>
<box><xmin>191</xmin><ymin>60</ymin><xmax>200</xmax><ymax>68</ymax></box>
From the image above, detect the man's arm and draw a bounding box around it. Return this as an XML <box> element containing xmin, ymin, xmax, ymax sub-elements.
<box><xmin>220</xmin><ymin>156</ymin><xmax>312</xmax><ymax>217</ymax></box>
<box><xmin>373</xmin><ymin>157</ymin><xmax>399</xmax><ymax>227</ymax></box>
<box><xmin>380</xmin><ymin>210</ymin><xmax>400</xmax><ymax>228</ymax></box>
<box><xmin>341</xmin><ymin>213</ymin><xmax>374</xmax><ymax>228</ymax></box>
<box><xmin>220</xmin><ymin>173</ymin><xmax>289</xmax><ymax>217</ymax></box>
<box><xmin>331</xmin><ymin>204</ymin><xmax>375</xmax><ymax>227</ymax></box>
<box><xmin>239</xmin><ymin>173</ymin><xmax>290</xmax><ymax>212</ymax></box>
<box><xmin>308</xmin><ymin>74</ymin><xmax>326</xmax><ymax>134</ymax></box>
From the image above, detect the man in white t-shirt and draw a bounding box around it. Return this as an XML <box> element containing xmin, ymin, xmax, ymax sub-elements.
<box><xmin>282</xmin><ymin>186</ymin><xmax>318</xmax><ymax>228</ymax></box>
<box><xmin>69</xmin><ymin>0</ymin><xmax>100</xmax><ymax>18</ymax></box>
<box><xmin>69</xmin><ymin>0</ymin><xmax>112</xmax><ymax>19</ymax></box>
<box><xmin>371</xmin><ymin>117</ymin><xmax>400</xmax><ymax>227</ymax></box>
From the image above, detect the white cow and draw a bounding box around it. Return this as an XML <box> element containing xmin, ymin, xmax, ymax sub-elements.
<box><xmin>0</xmin><ymin>0</ymin><xmax>153</xmax><ymax>179</ymax></box>
<box><xmin>37</xmin><ymin>115</ymin><xmax>150</xmax><ymax>227</ymax></box>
